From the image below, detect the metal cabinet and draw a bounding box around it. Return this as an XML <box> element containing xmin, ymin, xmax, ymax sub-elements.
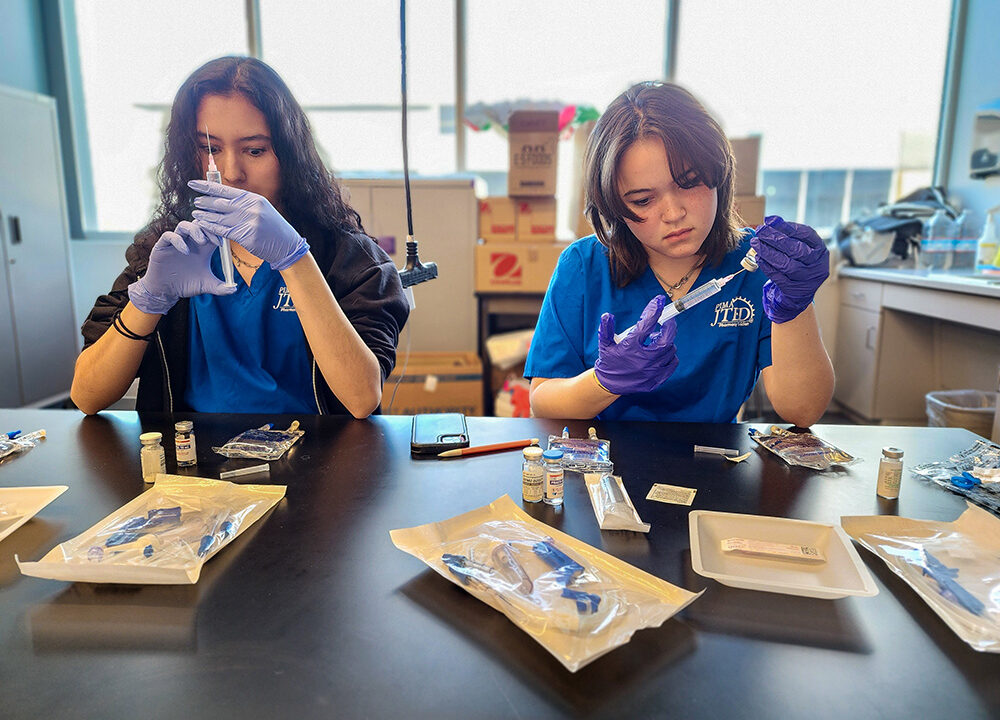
<box><xmin>0</xmin><ymin>86</ymin><xmax>77</xmax><ymax>407</ymax></box>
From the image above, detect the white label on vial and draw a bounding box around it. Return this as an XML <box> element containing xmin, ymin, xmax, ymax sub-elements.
<box><xmin>545</xmin><ymin>469</ymin><xmax>563</xmax><ymax>500</ymax></box>
<box><xmin>877</xmin><ymin>463</ymin><xmax>902</xmax><ymax>499</ymax></box>
<box><xmin>646</xmin><ymin>483</ymin><xmax>697</xmax><ymax>506</ymax></box>
<box><xmin>176</xmin><ymin>436</ymin><xmax>197</xmax><ymax>466</ymax></box>
<box><xmin>523</xmin><ymin>468</ymin><xmax>544</xmax><ymax>502</ymax></box>
<box><xmin>721</xmin><ymin>537</ymin><xmax>825</xmax><ymax>562</ymax></box>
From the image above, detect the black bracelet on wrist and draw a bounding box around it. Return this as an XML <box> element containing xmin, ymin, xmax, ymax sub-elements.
<box><xmin>112</xmin><ymin>308</ymin><xmax>154</xmax><ymax>342</ymax></box>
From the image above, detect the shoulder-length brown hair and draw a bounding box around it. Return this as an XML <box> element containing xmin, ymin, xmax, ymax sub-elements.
<box><xmin>585</xmin><ymin>81</ymin><xmax>744</xmax><ymax>288</ymax></box>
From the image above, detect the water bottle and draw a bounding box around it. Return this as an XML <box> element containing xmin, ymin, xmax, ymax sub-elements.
<box><xmin>920</xmin><ymin>209</ymin><xmax>952</xmax><ymax>270</ymax></box>
<box><xmin>951</xmin><ymin>210</ymin><xmax>976</xmax><ymax>271</ymax></box>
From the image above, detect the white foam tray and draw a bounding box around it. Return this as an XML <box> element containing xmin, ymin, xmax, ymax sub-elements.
<box><xmin>0</xmin><ymin>486</ymin><xmax>68</xmax><ymax>543</ymax></box>
<box><xmin>689</xmin><ymin>510</ymin><xmax>878</xmax><ymax>599</ymax></box>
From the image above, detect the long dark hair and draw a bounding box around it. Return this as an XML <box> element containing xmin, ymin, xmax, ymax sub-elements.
<box><xmin>138</xmin><ymin>56</ymin><xmax>361</xmax><ymax>245</ymax></box>
<box><xmin>585</xmin><ymin>81</ymin><xmax>743</xmax><ymax>288</ymax></box>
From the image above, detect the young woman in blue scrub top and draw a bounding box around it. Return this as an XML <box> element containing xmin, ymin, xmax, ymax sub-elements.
<box><xmin>72</xmin><ymin>57</ymin><xmax>409</xmax><ymax>417</ymax></box>
<box><xmin>525</xmin><ymin>82</ymin><xmax>834</xmax><ymax>425</ymax></box>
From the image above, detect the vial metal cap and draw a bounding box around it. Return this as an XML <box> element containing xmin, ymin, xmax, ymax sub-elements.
<box><xmin>542</xmin><ymin>449</ymin><xmax>564</xmax><ymax>461</ymax></box>
<box><xmin>881</xmin><ymin>446</ymin><xmax>904</xmax><ymax>459</ymax></box>
<box><xmin>523</xmin><ymin>446</ymin><xmax>543</xmax><ymax>460</ymax></box>
<box><xmin>139</xmin><ymin>432</ymin><xmax>163</xmax><ymax>444</ymax></box>
<box><xmin>175</xmin><ymin>421</ymin><xmax>194</xmax><ymax>432</ymax></box>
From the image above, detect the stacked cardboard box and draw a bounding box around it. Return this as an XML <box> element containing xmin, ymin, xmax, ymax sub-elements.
<box><xmin>730</xmin><ymin>136</ymin><xmax>766</xmax><ymax>226</ymax></box>
<box><xmin>476</xmin><ymin>110</ymin><xmax>567</xmax><ymax>294</ymax></box>
<box><xmin>381</xmin><ymin>352</ymin><xmax>483</xmax><ymax>416</ymax></box>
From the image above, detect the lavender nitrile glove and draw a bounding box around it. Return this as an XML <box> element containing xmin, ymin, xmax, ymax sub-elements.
<box><xmin>128</xmin><ymin>221</ymin><xmax>237</xmax><ymax>315</ymax></box>
<box><xmin>594</xmin><ymin>295</ymin><xmax>679</xmax><ymax>395</ymax></box>
<box><xmin>189</xmin><ymin>180</ymin><xmax>309</xmax><ymax>271</ymax></box>
<box><xmin>750</xmin><ymin>215</ymin><xmax>830</xmax><ymax>323</ymax></box>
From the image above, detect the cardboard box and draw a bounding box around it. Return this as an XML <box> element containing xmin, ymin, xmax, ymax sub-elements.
<box><xmin>515</xmin><ymin>197</ymin><xmax>557</xmax><ymax>241</ymax></box>
<box><xmin>382</xmin><ymin>352</ymin><xmax>483</xmax><ymax>416</ymax></box>
<box><xmin>478</xmin><ymin>196</ymin><xmax>517</xmax><ymax>242</ymax></box>
<box><xmin>734</xmin><ymin>195</ymin><xmax>766</xmax><ymax>227</ymax></box>
<box><xmin>474</xmin><ymin>241</ymin><xmax>566</xmax><ymax>293</ymax></box>
<box><xmin>508</xmin><ymin>110</ymin><xmax>559</xmax><ymax>197</ymax></box>
<box><xmin>730</xmin><ymin>136</ymin><xmax>760</xmax><ymax>196</ymax></box>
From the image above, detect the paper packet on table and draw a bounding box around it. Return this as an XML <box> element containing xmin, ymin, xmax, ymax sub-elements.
<box><xmin>842</xmin><ymin>502</ymin><xmax>1000</xmax><ymax>653</ymax></box>
<box><xmin>213</xmin><ymin>421</ymin><xmax>303</xmax><ymax>460</ymax></box>
<box><xmin>390</xmin><ymin>495</ymin><xmax>700</xmax><ymax>672</ymax></box>
<box><xmin>583</xmin><ymin>473</ymin><xmax>650</xmax><ymax>533</ymax></box>
<box><xmin>17</xmin><ymin>474</ymin><xmax>285</xmax><ymax>584</ymax></box>
<box><xmin>749</xmin><ymin>426</ymin><xmax>858</xmax><ymax>470</ymax></box>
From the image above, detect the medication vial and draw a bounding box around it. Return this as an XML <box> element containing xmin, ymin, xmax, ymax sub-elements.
<box><xmin>876</xmin><ymin>447</ymin><xmax>904</xmax><ymax>499</ymax></box>
<box><xmin>139</xmin><ymin>432</ymin><xmax>166</xmax><ymax>482</ymax></box>
<box><xmin>522</xmin><ymin>445</ymin><xmax>544</xmax><ymax>503</ymax></box>
<box><xmin>542</xmin><ymin>449</ymin><xmax>564</xmax><ymax>506</ymax></box>
<box><xmin>174</xmin><ymin>420</ymin><xmax>197</xmax><ymax>467</ymax></box>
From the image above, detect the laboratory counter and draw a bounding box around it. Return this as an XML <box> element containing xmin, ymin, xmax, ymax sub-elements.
<box><xmin>1</xmin><ymin>409</ymin><xmax>998</xmax><ymax>719</ymax></box>
<box><xmin>838</xmin><ymin>265</ymin><xmax>1000</xmax><ymax>300</ymax></box>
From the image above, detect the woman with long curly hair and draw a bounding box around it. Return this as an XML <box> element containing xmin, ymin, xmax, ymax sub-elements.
<box><xmin>72</xmin><ymin>56</ymin><xmax>409</xmax><ymax>417</ymax></box>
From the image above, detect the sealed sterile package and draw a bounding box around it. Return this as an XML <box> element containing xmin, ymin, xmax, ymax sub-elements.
<box><xmin>583</xmin><ymin>473</ymin><xmax>650</xmax><ymax>533</ymax></box>
<box><xmin>17</xmin><ymin>474</ymin><xmax>285</xmax><ymax>584</ymax></box>
<box><xmin>547</xmin><ymin>433</ymin><xmax>612</xmax><ymax>472</ymax></box>
<box><xmin>390</xmin><ymin>495</ymin><xmax>700</xmax><ymax>672</ymax></box>
<box><xmin>0</xmin><ymin>429</ymin><xmax>46</xmax><ymax>463</ymax></box>
<box><xmin>911</xmin><ymin>439</ymin><xmax>1000</xmax><ymax>515</ymax></box>
<box><xmin>213</xmin><ymin>421</ymin><xmax>303</xmax><ymax>460</ymax></box>
<box><xmin>749</xmin><ymin>426</ymin><xmax>858</xmax><ymax>470</ymax></box>
<box><xmin>842</xmin><ymin>503</ymin><xmax>1000</xmax><ymax>653</ymax></box>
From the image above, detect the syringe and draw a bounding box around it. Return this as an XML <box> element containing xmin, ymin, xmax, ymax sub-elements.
<box><xmin>613</xmin><ymin>248</ymin><xmax>758</xmax><ymax>344</ymax></box>
<box><xmin>205</xmin><ymin>126</ymin><xmax>237</xmax><ymax>288</ymax></box>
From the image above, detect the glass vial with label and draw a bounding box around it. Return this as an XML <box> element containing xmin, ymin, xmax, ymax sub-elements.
<box><xmin>542</xmin><ymin>449</ymin><xmax>564</xmax><ymax>506</ymax></box>
<box><xmin>522</xmin><ymin>445</ymin><xmax>544</xmax><ymax>503</ymax></box>
<box><xmin>139</xmin><ymin>432</ymin><xmax>166</xmax><ymax>482</ymax></box>
<box><xmin>174</xmin><ymin>420</ymin><xmax>197</xmax><ymax>467</ymax></box>
<box><xmin>876</xmin><ymin>447</ymin><xmax>904</xmax><ymax>499</ymax></box>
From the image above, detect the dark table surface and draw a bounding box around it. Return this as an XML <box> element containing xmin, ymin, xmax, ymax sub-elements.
<box><xmin>0</xmin><ymin>408</ymin><xmax>998</xmax><ymax>719</ymax></box>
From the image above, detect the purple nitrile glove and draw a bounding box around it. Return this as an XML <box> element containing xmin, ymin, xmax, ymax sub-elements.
<box><xmin>128</xmin><ymin>221</ymin><xmax>237</xmax><ymax>315</ymax></box>
<box><xmin>750</xmin><ymin>215</ymin><xmax>830</xmax><ymax>323</ymax></box>
<box><xmin>188</xmin><ymin>180</ymin><xmax>309</xmax><ymax>271</ymax></box>
<box><xmin>594</xmin><ymin>295</ymin><xmax>679</xmax><ymax>395</ymax></box>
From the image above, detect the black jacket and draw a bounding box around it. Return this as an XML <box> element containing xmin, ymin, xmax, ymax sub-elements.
<box><xmin>81</xmin><ymin>226</ymin><xmax>409</xmax><ymax>414</ymax></box>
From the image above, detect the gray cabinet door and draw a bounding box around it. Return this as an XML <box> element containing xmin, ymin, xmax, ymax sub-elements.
<box><xmin>0</xmin><ymin>87</ymin><xmax>77</xmax><ymax>406</ymax></box>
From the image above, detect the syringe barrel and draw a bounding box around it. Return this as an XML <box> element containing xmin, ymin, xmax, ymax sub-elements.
<box><xmin>613</xmin><ymin>278</ymin><xmax>723</xmax><ymax>344</ymax></box>
<box><xmin>206</xmin><ymin>170</ymin><xmax>222</xmax><ymax>183</ymax></box>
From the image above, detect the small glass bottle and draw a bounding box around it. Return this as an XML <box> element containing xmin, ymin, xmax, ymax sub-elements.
<box><xmin>876</xmin><ymin>447</ymin><xmax>904</xmax><ymax>499</ymax></box>
<box><xmin>139</xmin><ymin>432</ymin><xmax>166</xmax><ymax>482</ymax></box>
<box><xmin>542</xmin><ymin>449</ymin><xmax>564</xmax><ymax>506</ymax></box>
<box><xmin>522</xmin><ymin>445</ymin><xmax>544</xmax><ymax>503</ymax></box>
<box><xmin>174</xmin><ymin>420</ymin><xmax>197</xmax><ymax>467</ymax></box>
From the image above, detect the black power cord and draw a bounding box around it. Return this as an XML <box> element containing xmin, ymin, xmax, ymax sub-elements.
<box><xmin>397</xmin><ymin>0</ymin><xmax>438</xmax><ymax>288</ymax></box>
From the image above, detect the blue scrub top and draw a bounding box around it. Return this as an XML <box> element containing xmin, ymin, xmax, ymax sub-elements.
<box><xmin>185</xmin><ymin>251</ymin><xmax>317</xmax><ymax>413</ymax></box>
<box><xmin>524</xmin><ymin>234</ymin><xmax>772</xmax><ymax>423</ymax></box>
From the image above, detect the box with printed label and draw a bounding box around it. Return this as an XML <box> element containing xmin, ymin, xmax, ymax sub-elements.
<box><xmin>474</xmin><ymin>242</ymin><xmax>566</xmax><ymax>293</ymax></box>
<box><xmin>478</xmin><ymin>196</ymin><xmax>517</xmax><ymax>242</ymax></box>
<box><xmin>515</xmin><ymin>197</ymin><xmax>557</xmax><ymax>241</ymax></box>
<box><xmin>381</xmin><ymin>352</ymin><xmax>483</xmax><ymax>416</ymax></box>
<box><xmin>734</xmin><ymin>195</ymin><xmax>766</xmax><ymax>227</ymax></box>
<box><xmin>729</xmin><ymin>136</ymin><xmax>761</xmax><ymax>197</ymax></box>
<box><xmin>508</xmin><ymin>110</ymin><xmax>559</xmax><ymax>197</ymax></box>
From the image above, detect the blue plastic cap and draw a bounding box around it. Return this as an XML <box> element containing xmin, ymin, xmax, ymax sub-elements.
<box><xmin>542</xmin><ymin>449</ymin><xmax>564</xmax><ymax>460</ymax></box>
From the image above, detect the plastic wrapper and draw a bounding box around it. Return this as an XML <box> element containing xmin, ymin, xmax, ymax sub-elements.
<box><xmin>843</xmin><ymin>503</ymin><xmax>1000</xmax><ymax>653</ymax></box>
<box><xmin>547</xmin><ymin>433</ymin><xmax>612</xmax><ymax>473</ymax></box>
<box><xmin>583</xmin><ymin>473</ymin><xmax>650</xmax><ymax>533</ymax></box>
<box><xmin>17</xmin><ymin>475</ymin><xmax>285</xmax><ymax>584</ymax></box>
<box><xmin>390</xmin><ymin>495</ymin><xmax>700</xmax><ymax>672</ymax></box>
<box><xmin>748</xmin><ymin>426</ymin><xmax>858</xmax><ymax>470</ymax></box>
<box><xmin>911</xmin><ymin>439</ymin><xmax>1000</xmax><ymax>515</ymax></box>
<box><xmin>0</xmin><ymin>429</ymin><xmax>45</xmax><ymax>463</ymax></box>
<box><xmin>213</xmin><ymin>421</ymin><xmax>303</xmax><ymax>460</ymax></box>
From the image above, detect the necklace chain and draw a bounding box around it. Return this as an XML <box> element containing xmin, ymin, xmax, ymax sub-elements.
<box><xmin>651</xmin><ymin>260</ymin><xmax>702</xmax><ymax>298</ymax></box>
<box><xmin>232</xmin><ymin>252</ymin><xmax>261</xmax><ymax>271</ymax></box>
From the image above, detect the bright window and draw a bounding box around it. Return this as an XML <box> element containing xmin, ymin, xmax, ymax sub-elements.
<box><xmin>73</xmin><ymin>1</ymin><xmax>246</xmax><ymax>233</ymax></box>
<box><xmin>675</xmin><ymin>0</ymin><xmax>951</xmax><ymax>231</ymax></box>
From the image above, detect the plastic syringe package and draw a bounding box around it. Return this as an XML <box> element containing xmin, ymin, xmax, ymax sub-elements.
<box><xmin>843</xmin><ymin>503</ymin><xmax>1000</xmax><ymax>653</ymax></box>
<box><xmin>547</xmin><ymin>435</ymin><xmax>612</xmax><ymax>473</ymax></box>
<box><xmin>911</xmin><ymin>439</ymin><xmax>1000</xmax><ymax>515</ymax></box>
<box><xmin>583</xmin><ymin>473</ymin><xmax>650</xmax><ymax>533</ymax></box>
<box><xmin>17</xmin><ymin>475</ymin><xmax>285</xmax><ymax>584</ymax></box>
<box><xmin>213</xmin><ymin>421</ymin><xmax>304</xmax><ymax>461</ymax></box>
<box><xmin>391</xmin><ymin>495</ymin><xmax>700</xmax><ymax>672</ymax></box>
<box><xmin>0</xmin><ymin>429</ymin><xmax>45</xmax><ymax>463</ymax></box>
<box><xmin>749</xmin><ymin>426</ymin><xmax>858</xmax><ymax>470</ymax></box>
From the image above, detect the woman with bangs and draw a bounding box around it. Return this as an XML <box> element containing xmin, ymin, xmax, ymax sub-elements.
<box><xmin>71</xmin><ymin>56</ymin><xmax>409</xmax><ymax>417</ymax></box>
<box><xmin>525</xmin><ymin>82</ymin><xmax>834</xmax><ymax>425</ymax></box>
